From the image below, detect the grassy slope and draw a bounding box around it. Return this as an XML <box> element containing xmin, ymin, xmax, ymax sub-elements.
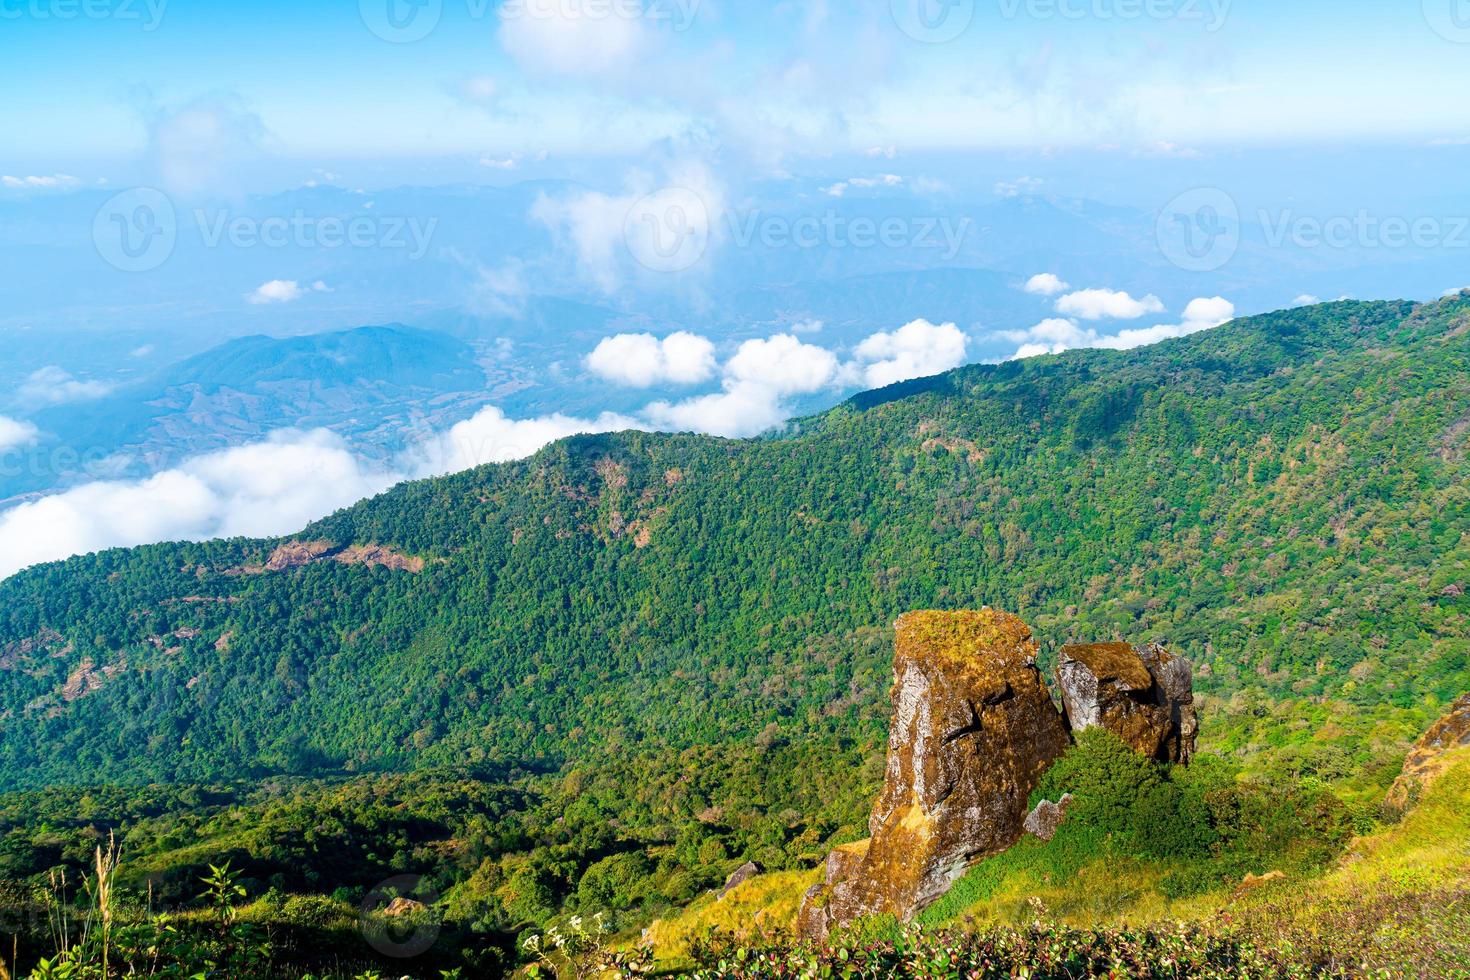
<box><xmin>644</xmin><ymin>748</ymin><xmax>1470</xmax><ymax>972</ymax></box>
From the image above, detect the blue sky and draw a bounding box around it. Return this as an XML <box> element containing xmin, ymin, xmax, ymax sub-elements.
<box><xmin>5</xmin><ymin>0</ymin><xmax>1470</xmax><ymax>186</ymax></box>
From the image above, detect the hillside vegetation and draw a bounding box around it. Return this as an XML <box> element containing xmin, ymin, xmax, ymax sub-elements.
<box><xmin>0</xmin><ymin>297</ymin><xmax>1468</xmax><ymax>975</ymax></box>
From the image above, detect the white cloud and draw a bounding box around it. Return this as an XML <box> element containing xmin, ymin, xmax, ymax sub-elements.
<box><xmin>1023</xmin><ymin>273</ymin><xmax>1070</xmax><ymax>297</ymax></box>
<box><xmin>408</xmin><ymin>406</ymin><xmax>637</xmax><ymax>478</ymax></box>
<box><xmin>0</xmin><ymin>410</ymin><xmax>650</xmax><ymax>580</ymax></box>
<box><xmin>17</xmin><ymin>367</ymin><xmax>112</xmax><ymax>407</ymax></box>
<box><xmin>1094</xmin><ymin>297</ymin><xmax>1234</xmax><ymax>350</ymax></box>
<box><xmin>1055</xmin><ymin>288</ymin><xmax>1166</xmax><ymax>321</ymax></box>
<box><xmin>850</xmin><ymin>319</ymin><xmax>969</xmax><ymax>388</ymax></box>
<box><xmin>1</xmin><ymin>174</ymin><xmax>78</xmax><ymax>190</ymax></box>
<box><xmin>247</xmin><ymin>280</ymin><xmax>306</xmax><ymax>304</ymax></box>
<box><xmin>638</xmin><ymin>333</ymin><xmax>838</xmax><ymax>438</ymax></box>
<box><xmin>823</xmin><ymin>174</ymin><xmax>904</xmax><ymax>197</ymax></box>
<box><xmin>498</xmin><ymin>0</ymin><xmax>651</xmax><ymax>78</ymax></box>
<box><xmin>587</xmin><ymin>332</ymin><xmax>717</xmax><ymax>388</ymax></box>
<box><xmin>0</xmin><ymin>430</ymin><xmax>399</xmax><ymax>581</ymax></box>
<box><xmin>642</xmin><ymin>382</ymin><xmax>790</xmax><ymax>440</ymax></box>
<box><xmin>1292</xmin><ymin>294</ymin><xmax>1320</xmax><ymax>307</ymax></box>
<box><xmin>1003</xmin><ymin>298</ymin><xmax>1235</xmax><ymax>360</ymax></box>
<box><xmin>725</xmin><ymin>334</ymin><xmax>838</xmax><ymax>395</ymax></box>
<box><xmin>0</xmin><ymin>416</ymin><xmax>39</xmax><ymax>453</ymax></box>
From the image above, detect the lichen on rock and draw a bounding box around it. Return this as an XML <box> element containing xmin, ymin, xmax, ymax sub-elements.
<box><xmin>1385</xmin><ymin>693</ymin><xmax>1470</xmax><ymax>814</ymax></box>
<box><xmin>798</xmin><ymin>610</ymin><xmax>1070</xmax><ymax>939</ymax></box>
<box><xmin>1055</xmin><ymin>642</ymin><xmax>1197</xmax><ymax>763</ymax></box>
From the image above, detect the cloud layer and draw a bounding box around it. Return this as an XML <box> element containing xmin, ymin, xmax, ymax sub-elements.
<box><xmin>1002</xmin><ymin>297</ymin><xmax>1235</xmax><ymax>360</ymax></box>
<box><xmin>587</xmin><ymin>332</ymin><xmax>717</xmax><ymax>387</ymax></box>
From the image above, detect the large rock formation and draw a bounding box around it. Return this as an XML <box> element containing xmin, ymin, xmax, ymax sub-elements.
<box><xmin>1385</xmin><ymin>694</ymin><xmax>1470</xmax><ymax>813</ymax></box>
<box><xmin>797</xmin><ymin>610</ymin><xmax>1070</xmax><ymax>939</ymax></box>
<box><xmin>1054</xmin><ymin>642</ymin><xmax>1197</xmax><ymax>763</ymax></box>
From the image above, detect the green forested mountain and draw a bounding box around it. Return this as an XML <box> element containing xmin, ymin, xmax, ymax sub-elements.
<box><xmin>2</xmin><ymin>297</ymin><xmax>1468</xmax><ymax>800</ymax></box>
<box><xmin>2</xmin><ymin>297</ymin><xmax>1469</xmax><ymax>976</ymax></box>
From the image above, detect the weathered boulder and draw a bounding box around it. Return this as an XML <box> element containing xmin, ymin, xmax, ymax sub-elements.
<box><xmin>1055</xmin><ymin>642</ymin><xmax>1197</xmax><ymax>763</ymax></box>
<box><xmin>1385</xmin><ymin>694</ymin><xmax>1470</xmax><ymax>813</ymax></box>
<box><xmin>797</xmin><ymin>610</ymin><xmax>1070</xmax><ymax>939</ymax></box>
<box><xmin>718</xmin><ymin>861</ymin><xmax>763</xmax><ymax>899</ymax></box>
<box><xmin>1024</xmin><ymin>794</ymin><xmax>1073</xmax><ymax>842</ymax></box>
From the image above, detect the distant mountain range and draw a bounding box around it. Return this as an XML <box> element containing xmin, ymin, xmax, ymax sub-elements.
<box><xmin>2</xmin><ymin>325</ymin><xmax>494</xmax><ymax>504</ymax></box>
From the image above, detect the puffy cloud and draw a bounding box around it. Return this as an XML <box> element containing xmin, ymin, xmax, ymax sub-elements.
<box><xmin>1</xmin><ymin>174</ymin><xmax>78</xmax><ymax>190</ymax></box>
<box><xmin>587</xmin><ymin>332</ymin><xmax>717</xmax><ymax>388</ymax></box>
<box><xmin>642</xmin><ymin>382</ymin><xmax>790</xmax><ymax>440</ymax></box>
<box><xmin>17</xmin><ymin>367</ymin><xmax>112</xmax><ymax>407</ymax></box>
<box><xmin>0</xmin><ymin>409</ymin><xmax>650</xmax><ymax>580</ymax></box>
<box><xmin>247</xmin><ymin>280</ymin><xmax>303</xmax><ymax>304</ymax></box>
<box><xmin>725</xmin><ymin>335</ymin><xmax>838</xmax><ymax>395</ymax></box>
<box><xmin>1023</xmin><ymin>273</ymin><xmax>1070</xmax><ymax>297</ymax></box>
<box><xmin>408</xmin><ymin>406</ymin><xmax>638</xmax><ymax>478</ymax></box>
<box><xmin>1293</xmin><ymin>294</ymin><xmax>1321</xmax><ymax>307</ymax></box>
<box><xmin>639</xmin><ymin>333</ymin><xmax>837</xmax><ymax>438</ymax></box>
<box><xmin>0</xmin><ymin>430</ymin><xmax>399</xmax><ymax>580</ymax></box>
<box><xmin>1003</xmin><ymin>298</ymin><xmax>1235</xmax><ymax>360</ymax></box>
<box><xmin>0</xmin><ymin>416</ymin><xmax>39</xmax><ymax>452</ymax></box>
<box><xmin>498</xmin><ymin>0</ymin><xmax>651</xmax><ymax>78</ymax></box>
<box><xmin>246</xmin><ymin>280</ymin><xmax>330</xmax><ymax>304</ymax></box>
<box><xmin>850</xmin><ymin>319</ymin><xmax>968</xmax><ymax>388</ymax></box>
<box><xmin>1055</xmin><ymin>288</ymin><xmax>1166</xmax><ymax>321</ymax></box>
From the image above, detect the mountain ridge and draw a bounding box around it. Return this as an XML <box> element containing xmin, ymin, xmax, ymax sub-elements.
<box><xmin>0</xmin><ymin>296</ymin><xmax>1465</xmax><ymax>799</ymax></box>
